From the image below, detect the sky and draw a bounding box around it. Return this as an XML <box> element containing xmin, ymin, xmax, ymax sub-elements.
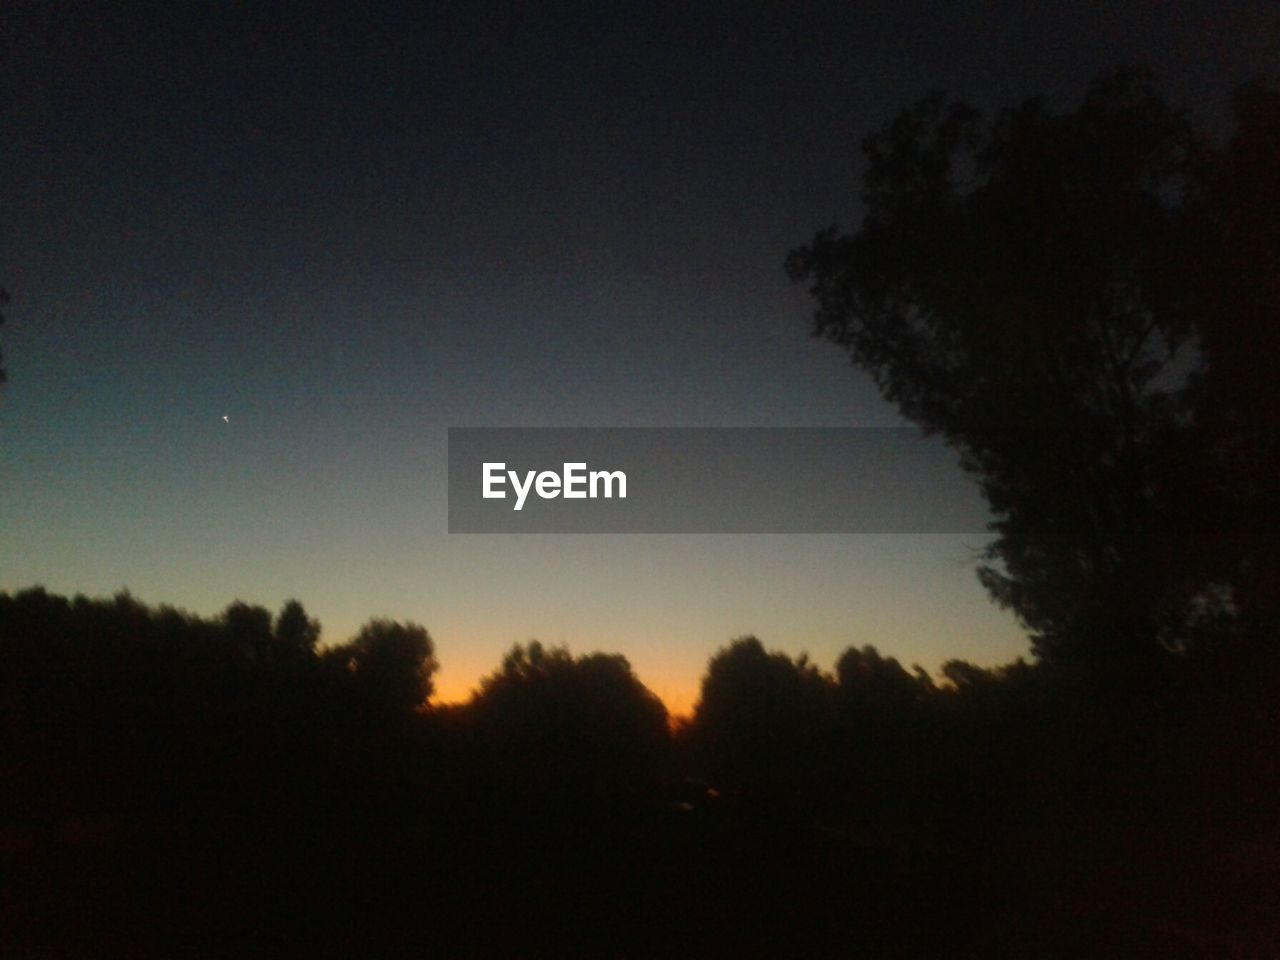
<box><xmin>2</xmin><ymin>2</ymin><xmax>1276</xmax><ymax>713</ymax></box>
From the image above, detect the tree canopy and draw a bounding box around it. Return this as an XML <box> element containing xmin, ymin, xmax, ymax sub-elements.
<box><xmin>326</xmin><ymin>617</ymin><xmax>438</xmax><ymax>713</ymax></box>
<box><xmin>788</xmin><ymin>70</ymin><xmax>1280</xmax><ymax>676</ymax></box>
<box><xmin>687</xmin><ymin>636</ymin><xmax>836</xmax><ymax>811</ymax></box>
<box><xmin>471</xmin><ymin>640</ymin><xmax>670</xmax><ymax>799</ymax></box>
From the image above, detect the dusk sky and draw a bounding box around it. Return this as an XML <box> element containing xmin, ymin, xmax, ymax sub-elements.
<box><xmin>3</xmin><ymin>2</ymin><xmax>1275</xmax><ymax>711</ymax></box>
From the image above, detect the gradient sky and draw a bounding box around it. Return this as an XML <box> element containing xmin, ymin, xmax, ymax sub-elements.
<box><xmin>2</xmin><ymin>2</ymin><xmax>1276</xmax><ymax>712</ymax></box>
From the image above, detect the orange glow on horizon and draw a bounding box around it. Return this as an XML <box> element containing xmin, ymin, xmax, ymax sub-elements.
<box><xmin>429</xmin><ymin>674</ymin><xmax>696</xmax><ymax>722</ymax></box>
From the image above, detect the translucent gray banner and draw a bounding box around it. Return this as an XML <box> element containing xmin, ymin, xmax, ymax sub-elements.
<box><xmin>447</xmin><ymin>428</ymin><xmax>989</xmax><ymax>534</ymax></box>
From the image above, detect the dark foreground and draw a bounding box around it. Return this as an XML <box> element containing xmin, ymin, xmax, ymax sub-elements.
<box><xmin>3</xmin><ymin>589</ymin><xmax>1276</xmax><ymax>957</ymax></box>
<box><xmin>5</xmin><ymin>793</ymin><xmax>1276</xmax><ymax>959</ymax></box>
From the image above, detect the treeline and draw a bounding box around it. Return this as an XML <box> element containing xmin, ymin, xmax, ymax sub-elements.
<box><xmin>0</xmin><ymin>589</ymin><xmax>692</xmax><ymax>862</ymax></box>
<box><xmin>2</xmin><ymin>586</ymin><xmax>1276</xmax><ymax>955</ymax></box>
<box><xmin>2</xmin><ymin>585</ymin><xmax>1273</xmax><ymax>861</ymax></box>
<box><xmin>683</xmin><ymin>634</ymin><xmax>1279</xmax><ymax>953</ymax></box>
<box><xmin>686</xmin><ymin>636</ymin><xmax>1276</xmax><ymax>867</ymax></box>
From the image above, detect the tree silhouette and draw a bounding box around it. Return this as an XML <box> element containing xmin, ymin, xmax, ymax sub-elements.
<box><xmin>1176</xmin><ymin>81</ymin><xmax>1280</xmax><ymax>649</ymax></box>
<box><xmin>274</xmin><ymin>599</ymin><xmax>321</xmax><ymax>655</ymax></box>
<box><xmin>222</xmin><ymin>600</ymin><xmax>274</xmax><ymax>660</ymax></box>
<box><xmin>835</xmin><ymin>644</ymin><xmax>933</xmax><ymax>715</ymax></box>
<box><xmin>325</xmin><ymin>617</ymin><xmax>437</xmax><ymax>714</ymax></box>
<box><xmin>3</xmin><ymin>583</ymin><xmax>1275</xmax><ymax>955</ymax></box>
<box><xmin>788</xmin><ymin>69</ymin><xmax>1277</xmax><ymax>677</ymax></box>
<box><xmin>688</xmin><ymin>636</ymin><xmax>836</xmax><ymax>814</ymax></box>
<box><xmin>470</xmin><ymin>640</ymin><xmax>670</xmax><ymax>803</ymax></box>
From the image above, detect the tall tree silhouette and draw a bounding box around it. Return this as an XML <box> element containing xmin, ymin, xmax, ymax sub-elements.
<box><xmin>1176</xmin><ymin>82</ymin><xmax>1280</xmax><ymax>649</ymax></box>
<box><xmin>788</xmin><ymin>69</ymin><xmax>1277</xmax><ymax>677</ymax></box>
